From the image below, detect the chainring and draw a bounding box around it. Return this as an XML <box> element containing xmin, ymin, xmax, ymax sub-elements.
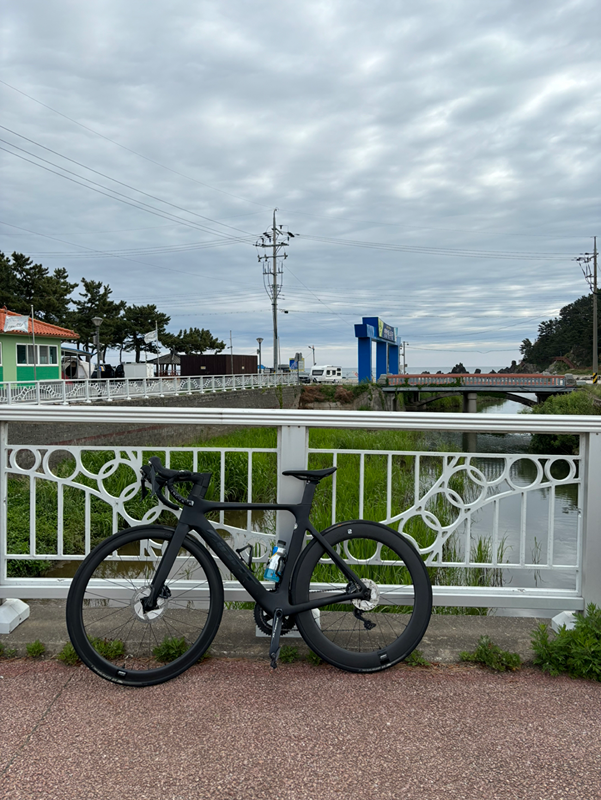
<box><xmin>253</xmin><ymin>604</ymin><xmax>296</xmax><ymax>636</ymax></box>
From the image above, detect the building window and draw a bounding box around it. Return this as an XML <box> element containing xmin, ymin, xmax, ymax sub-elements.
<box><xmin>16</xmin><ymin>343</ymin><xmax>58</xmax><ymax>365</ymax></box>
<box><xmin>17</xmin><ymin>344</ymin><xmax>35</xmax><ymax>364</ymax></box>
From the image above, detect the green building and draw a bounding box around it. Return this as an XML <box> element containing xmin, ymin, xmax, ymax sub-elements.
<box><xmin>0</xmin><ymin>308</ymin><xmax>79</xmax><ymax>382</ymax></box>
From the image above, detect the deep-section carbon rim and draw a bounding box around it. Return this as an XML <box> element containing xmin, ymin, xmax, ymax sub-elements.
<box><xmin>66</xmin><ymin>526</ymin><xmax>223</xmax><ymax>686</ymax></box>
<box><xmin>293</xmin><ymin>521</ymin><xmax>432</xmax><ymax>672</ymax></box>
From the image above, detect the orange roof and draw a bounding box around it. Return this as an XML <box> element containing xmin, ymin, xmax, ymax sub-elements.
<box><xmin>0</xmin><ymin>308</ymin><xmax>79</xmax><ymax>339</ymax></box>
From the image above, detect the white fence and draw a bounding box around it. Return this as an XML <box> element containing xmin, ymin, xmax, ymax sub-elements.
<box><xmin>0</xmin><ymin>371</ymin><xmax>299</xmax><ymax>405</ymax></box>
<box><xmin>1</xmin><ymin>406</ymin><xmax>600</xmax><ymax>613</ymax></box>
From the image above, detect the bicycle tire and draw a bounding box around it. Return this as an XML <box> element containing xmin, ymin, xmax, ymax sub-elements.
<box><xmin>66</xmin><ymin>525</ymin><xmax>223</xmax><ymax>687</ymax></box>
<box><xmin>292</xmin><ymin>520</ymin><xmax>432</xmax><ymax>672</ymax></box>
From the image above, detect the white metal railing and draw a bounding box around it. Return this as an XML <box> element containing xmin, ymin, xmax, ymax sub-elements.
<box><xmin>0</xmin><ymin>372</ymin><xmax>299</xmax><ymax>405</ymax></box>
<box><xmin>1</xmin><ymin>407</ymin><xmax>600</xmax><ymax>612</ymax></box>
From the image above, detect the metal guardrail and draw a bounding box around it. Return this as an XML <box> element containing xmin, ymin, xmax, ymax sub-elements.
<box><xmin>1</xmin><ymin>408</ymin><xmax>600</xmax><ymax>614</ymax></box>
<box><xmin>0</xmin><ymin>372</ymin><xmax>299</xmax><ymax>405</ymax></box>
<box><xmin>389</xmin><ymin>373</ymin><xmax>569</xmax><ymax>388</ymax></box>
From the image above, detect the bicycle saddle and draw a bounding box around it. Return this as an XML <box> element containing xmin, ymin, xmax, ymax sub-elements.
<box><xmin>281</xmin><ymin>466</ymin><xmax>337</xmax><ymax>482</ymax></box>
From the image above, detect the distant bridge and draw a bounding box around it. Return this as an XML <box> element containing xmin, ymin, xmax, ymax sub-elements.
<box><xmin>385</xmin><ymin>373</ymin><xmax>574</xmax><ymax>411</ymax></box>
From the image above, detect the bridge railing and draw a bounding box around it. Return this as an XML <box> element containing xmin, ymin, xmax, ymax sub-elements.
<box><xmin>389</xmin><ymin>373</ymin><xmax>568</xmax><ymax>388</ymax></box>
<box><xmin>0</xmin><ymin>371</ymin><xmax>299</xmax><ymax>405</ymax></box>
<box><xmin>1</xmin><ymin>407</ymin><xmax>600</xmax><ymax>615</ymax></box>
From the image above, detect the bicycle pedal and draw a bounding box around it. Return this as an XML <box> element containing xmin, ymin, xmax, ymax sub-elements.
<box><xmin>270</xmin><ymin>648</ymin><xmax>280</xmax><ymax>669</ymax></box>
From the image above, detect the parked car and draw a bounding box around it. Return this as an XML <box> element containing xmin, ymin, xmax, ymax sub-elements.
<box><xmin>91</xmin><ymin>364</ymin><xmax>114</xmax><ymax>379</ymax></box>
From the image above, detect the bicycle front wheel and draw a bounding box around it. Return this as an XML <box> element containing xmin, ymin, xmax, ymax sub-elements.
<box><xmin>66</xmin><ymin>526</ymin><xmax>223</xmax><ymax>686</ymax></box>
<box><xmin>292</xmin><ymin>521</ymin><xmax>432</xmax><ymax>672</ymax></box>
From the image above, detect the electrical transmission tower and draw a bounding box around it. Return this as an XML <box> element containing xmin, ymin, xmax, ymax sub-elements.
<box><xmin>255</xmin><ymin>209</ymin><xmax>295</xmax><ymax>371</ymax></box>
<box><xmin>575</xmin><ymin>236</ymin><xmax>598</xmax><ymax>382</ymax></box>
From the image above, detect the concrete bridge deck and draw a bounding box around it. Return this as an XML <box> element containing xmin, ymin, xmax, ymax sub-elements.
<box><xmin>384</xmin><ymin>373</ymin><xmax>574</xmax><ymax>410</ymax></box>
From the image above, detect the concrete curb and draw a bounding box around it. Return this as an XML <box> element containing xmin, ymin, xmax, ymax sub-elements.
<box><xmin>0</xmin><ymin>600</ymin><xmax>548</xmax><ymax>665</ymax></box>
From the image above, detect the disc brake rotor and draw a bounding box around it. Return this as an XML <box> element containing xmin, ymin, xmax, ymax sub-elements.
<box><xmin>351</xmin><ymin>578</ymin><xmax>380</xmax><ymax>612</ymax></box>
<box><xmin>132</xmin><ymin>586</ymin><xmax>168</xmax><ymax>622</ymax></box>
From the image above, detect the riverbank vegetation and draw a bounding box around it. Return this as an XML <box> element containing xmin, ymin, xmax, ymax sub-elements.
<box><xmin>520</xmin><ymin>293</ymin><xmax>600</xmax><ymax>370</ymax></box>
<box><xmin>526</xmin><ymin>388</ymin><xmax>601</xmax><ymax>454</ymax></box>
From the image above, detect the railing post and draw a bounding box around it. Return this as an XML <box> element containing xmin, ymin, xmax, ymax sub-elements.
<box><xmin>276</xmin><ymin>424</ymin><xmax>308</xmax><ymax>545</ymax></box>
<box><xmin>85</xmin><ymin>379</ymin><xmax>91</xmax><ymax>404</ymax></box>
<box><xmin>6</xmin><ymin>382</ymin><xmax>11</xmax><ymax>405</ymax></box>
<box><xmin>581</xmin><ymin>431</ymin><xmax>601</xmax><ymax>609</ymax></box>
<box><xmin>0</xmin><ymin>421</ymin><xmax>30</xmax><ymax>631</ymax></box>
<box><xmin>106</xmin><ymin>380</ymin><xmax>112</xmax><ymax>402</ymax></box>
<box><xmin>36</xmin><ymin>381</ymin><xmax>41</xmax><ymax>404</ymax></box>
<box><xmin>62</xmin><ymin>381</ymin><xmax>67</xmax><ymax>405</ymax></box>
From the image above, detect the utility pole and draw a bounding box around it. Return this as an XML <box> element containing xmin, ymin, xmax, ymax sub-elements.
<box><xmin>576</xmin><ymin>238</ymin><xmax>598</xmax><ymax>383</ymax></box>
<box><xmin>255</xmin><ymin>210</ymin><xmax>295</xmax><ymax>372</ymax></box>
<box><xmin>402</xmin><ymin>341</ymin><xmax>408</xmax><ymax>374</ymax></box>
<box><xmin>308</xmin><ymin>345</ymin><xmax>316</xmax><ymax>365</ymax></box>
<box><xmin>229</xmin><ymin>330</ymin><xmax>234</xmax><ymax>374</ymax></box>
<box><xmin>595</xmin><ymin>237</ymin><xmax>598</xmax><ymax>383</ymax></box>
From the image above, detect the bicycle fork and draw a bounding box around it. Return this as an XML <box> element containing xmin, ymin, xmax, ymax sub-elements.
<box><xmin>141</xmin><ymin>521</ymin><xmax>192</xmax><ymax>614</ymax></box>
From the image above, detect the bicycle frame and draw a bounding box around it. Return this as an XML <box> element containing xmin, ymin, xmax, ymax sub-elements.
<box><xmin>143</xmin><ymin>477</ymin><xmax>370</xmax><ymax>617</ymax></box>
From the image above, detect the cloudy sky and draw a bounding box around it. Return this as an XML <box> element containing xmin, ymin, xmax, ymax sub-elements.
<box><xmin>1</xmin><ymin>0</ymin><xmax>600</xmax><ymax>371</ymax></box>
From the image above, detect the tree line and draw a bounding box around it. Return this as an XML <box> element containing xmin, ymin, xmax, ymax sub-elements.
<box><xmin>0</xmin><ymin>252</ymin><xmax>225</xmax><ymax>362</ymax></box>
<box><xmin>520</xmin><ymin>294</ymin><xmax>599</xmax><ymax>370</ymax></box>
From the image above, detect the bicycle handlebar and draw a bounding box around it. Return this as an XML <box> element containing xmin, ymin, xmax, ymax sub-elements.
<box><xmin>140</xmin><ymin>456</ymin><xmax>208</xmax><ymax>510</ymax></box>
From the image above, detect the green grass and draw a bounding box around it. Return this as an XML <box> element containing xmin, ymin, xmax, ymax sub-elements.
<box><xmin>0</xmin><ymin>642</ymin><xmax>17</xmax><ymax>658</ymax></box>
<box><xmin>89</xmin><ymin>637</ymin><xmax>125</xmax><ymax>660</ymax></box>
<box><xmin>152</xmin><ymin>636</ymin><xmax>188</xmax><ymax>663</ymax></box>
<box><xmin>26</xmin><ymin>639</ymin><xmax>46</xmax><ymax>658</ymax></box>
<box><xmin>526</xmin><ymin>389</ymin><xmax>601</xmax><ymax>454</ymax></box>
<box><xmin>531</xmin><ymin>603</ymin><xmax>601</xmax><ymax>681</ymax></box>
<box><xmin>404</xmin><ymin>649</ymin><xmax>430</xmax><ymax>666</ymax></box>
<box><xmin>460</xmin><ymin>636</ymin><xmax>521</xmax><ymax>672</ymax></box>
<box><xmin>279</xmin><ymin>645</ymin><xmax>300</xmax><ymax>663</ymax></box>
<box><xmin>57</xmin><ymin>642</ymin><xmax>79</xmax><ymax>665</ymax></box>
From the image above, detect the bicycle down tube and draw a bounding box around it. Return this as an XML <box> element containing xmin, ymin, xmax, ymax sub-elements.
<box><xmin>144</xmin><ymin>480</ymin><xmax>371</xmax><ymax>619</ymax></box>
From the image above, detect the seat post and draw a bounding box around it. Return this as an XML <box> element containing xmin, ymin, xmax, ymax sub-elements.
<box><xmin>299</xmin><ymin>479</ymin><xmax>319</xmax><ymax>507</ymax></box>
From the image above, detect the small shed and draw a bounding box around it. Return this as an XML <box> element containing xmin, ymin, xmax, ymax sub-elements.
<box><xmin>0</xmin><ymin>308</ymin><xmax>79</xmax><ymax>382</ymax></box>
<box><xmin>180</xmin><ymin>354</ymin><xmax>258</xmax><ymax>376</ymax></box>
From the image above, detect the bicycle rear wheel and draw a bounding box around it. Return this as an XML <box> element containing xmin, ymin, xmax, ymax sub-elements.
<box><xmin>292</xmin><ymin>521</ymin><xmax>432</xmax><ymax>672</ymax></box>
<box><xmin>66</xmin><ymin>526</ymin><xmax>223</xmax><ymax>686</ymax></box>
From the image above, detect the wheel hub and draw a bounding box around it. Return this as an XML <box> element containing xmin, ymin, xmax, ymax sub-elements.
<box><xmin>132</xmin><ymin>586</ymin><xmax>168</xmax><ymax>621</ymax></box>
<box><xmin>351</xmin><ymin>578</ymin><xmax>380</xmax><ymax>611</ymax></box>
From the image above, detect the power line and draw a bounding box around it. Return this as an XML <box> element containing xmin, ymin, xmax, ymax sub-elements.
<box><xmin>0</xmin><ymin>139</ymin><xmax>255</xmax><ymax>245</ymax></box>
<box><xmin>0</xmin><ymin>124</ymin><xmax>257</xmax><ymax>239</ymax></box>
<box><xmin>297</xmin><ymin>233</ymin><xmax>572</xmax><ymax>261</ymax></box>
<box><xmin>0</xmin><ymin>79</ymin><xmax>271</xmax><ymax>210</ymax></box>
<box><xmin>0</xmin><ymin>219</ymin><xmax>254</xmax><ymax>284</ymax></box>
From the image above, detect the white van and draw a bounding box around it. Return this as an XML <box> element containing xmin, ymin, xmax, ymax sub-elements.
<box><xmin>310</xmin><ymin>365</ymin><xmax>342</xmax><ymax>384</ymax></box>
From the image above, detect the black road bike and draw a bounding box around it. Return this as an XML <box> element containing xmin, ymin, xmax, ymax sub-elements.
<box><xmin>66</xmin><ymin>457</ymin><xmax>432</xmax><ymax>686</ymax></box>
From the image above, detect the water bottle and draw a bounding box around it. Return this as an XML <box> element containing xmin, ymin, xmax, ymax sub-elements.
<box><xmin>264</xmin><ymin>541</ymin><xmax>287</xmax><ymax>583</ymax></box>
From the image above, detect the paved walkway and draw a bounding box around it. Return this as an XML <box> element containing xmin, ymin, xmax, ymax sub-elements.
<box><xmin>1</xmin><ymin>658</ymin><xmax>600</xmax><ymax>800</ymax></box>
<box><xmin>2</xmin><ymin>604</ymin><xmax>601</xmax><ymax>799</ymax></box>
